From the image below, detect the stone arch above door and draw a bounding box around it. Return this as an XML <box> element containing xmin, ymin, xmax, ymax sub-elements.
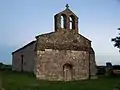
<box><xmin>63</xmin><ymin>63</ymin><xmax>73</xmax><ymax>81</ymax></box>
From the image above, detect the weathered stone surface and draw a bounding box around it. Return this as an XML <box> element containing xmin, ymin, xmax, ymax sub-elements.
<box><xmin>12</xmin><ymin>5</ymin><xmax>97</xmax><ymax>81</ymax></box>
<box><xmin>12</xmin><ymin>41</ymin><xmax>36</xmax><ymax>72</ymax></box>
<box><xmin>34</xmin><ymin>28</ymin><xmax>97</xmax><ymax>81</ymax></box>
<box><xmin>35</xmin><ymin>30</ymin><xmax>91</xmax><ymax>51</ymax></box>
<box><xmin>35</xmin><ymin>50</ymin><xmax>89</xmax><ymax>81</ymax></box>
<box><xmin>34</xmin><ymin>5</ymin><xmax>97</xmax><ymax>81</ymax></box>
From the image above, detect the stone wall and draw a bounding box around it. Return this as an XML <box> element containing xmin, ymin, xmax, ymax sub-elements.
<box><xmin>54</xmin><ymin>8</ymin><xmax>78</xmax><ymax>32</ymax></box>
<box><xmin>90</xmin><ymin>53</ymin><xmax>97</xmax><ymax>78</ymax></box>
<box><xmin>12</xmin><ymin>41</ymin><xmax>36</xmax><ymax>72</ymax></box>
<box><xmin>11</xmin><ymin>5</ymin><xmax>97</xmax><ymax>81</ymax></box>
<box><xmin>36</xmin><ymin>30</ymin><xmax>91</xmax><ymax>51</ymax></box>
<box><xmin>35</xmin><ymin>49</ymin><xmax>90</xmax><ymax>81</ymax></box>
<box><xmin>34</xmin><ymin>29</ymin><xmax>97</xmax><ymax>81</ymax></box>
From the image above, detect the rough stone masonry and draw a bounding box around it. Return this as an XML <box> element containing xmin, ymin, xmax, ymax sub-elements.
<box><xmin>12</xmin><ymin>4</ymin><xmax>97</xmax><ymax>81</ymax></box>
<box><xmin>34</xmin><ymin>5</ymin><xmax>97</xmax><ymax>81</ymax></box>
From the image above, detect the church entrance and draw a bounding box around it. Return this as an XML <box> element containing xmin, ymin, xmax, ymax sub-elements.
<box><xmin>63</xmin><ymin>63</ymin><xmax>73</xmax><ymax>81</ymax></box>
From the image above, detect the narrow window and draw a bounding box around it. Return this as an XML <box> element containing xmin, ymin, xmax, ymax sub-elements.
<box><xmin>70</xmin><ymin>15</ymin><xmax>75</xmax><ymax>29</ymax></box>
<box><xmin>61</xmin><ymin>14</ymin><xmax>67</xmax><ymax>29</ymax></box>
<box><xmin>69</xmin><ymin>17</ymin><xmax>72</xmax><ymax>29</ymax></box>
<box><xmin>21</xmin><ymin>55</ymin><xmax>24</xmax><ymax>72</ymax></box>
<box><xmin>61</xmin><ymin>15</ymin><xmax>64</xmax><ymax>28</ymax></box>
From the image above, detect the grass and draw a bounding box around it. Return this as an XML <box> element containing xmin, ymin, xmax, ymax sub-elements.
<box><xmin>1</xmin><ymin>70</ymin><xmax>120</xmax><ymax>90</ymax></box>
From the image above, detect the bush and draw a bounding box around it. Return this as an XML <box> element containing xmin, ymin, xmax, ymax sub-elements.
<box><xmin>0</xmin><ymin>63</ymin><xmax>12</xmax><ymax>71</ymax></box>
<box><xmin>96</xmin><ymin>66</ymin><xmax>106</xmax><ymax>75</ymax></box>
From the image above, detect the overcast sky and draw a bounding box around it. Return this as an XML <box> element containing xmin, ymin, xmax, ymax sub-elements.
<box><xmin>0</xmin><ymin>0</ymin><xmax>120</xmax><ymax>65</ymax></box>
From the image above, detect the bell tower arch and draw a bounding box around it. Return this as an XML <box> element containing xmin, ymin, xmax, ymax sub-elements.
<box><xmin>54</xmin><ymin>4</ymin><xmax>79</xmax><ymax>33</ymax></box>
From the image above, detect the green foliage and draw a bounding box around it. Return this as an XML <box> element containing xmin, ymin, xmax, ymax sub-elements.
<box><xmin>96</xmin><ymin>66</ymin><xmax>106</xmax><ymax>75</ymax></box>
<box><xmin>0</xmin><ymin>63</ymin><xmax>12</xmax><ymax>71</ymax></box>
<box><xmin>1</xmin><ymin>70</ymin><xmax>120</xmax><ymax>90</ymax></box>
<box><xmin>111</xmin><ymin>28</ymin><xmax>120</xmax><ymax>51</ymax></box>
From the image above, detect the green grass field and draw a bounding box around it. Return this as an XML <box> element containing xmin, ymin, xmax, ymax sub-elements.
<box><xmin>1</xmin><ymin>70</ymin><xmax>120</xmax><ymax>90</ymax></box>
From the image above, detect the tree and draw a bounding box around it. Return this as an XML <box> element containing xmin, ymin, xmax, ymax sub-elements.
<box><xmin>111</xmin><ymin>28</ymin><xmax>120</xmax><ymax>52</ymax></box>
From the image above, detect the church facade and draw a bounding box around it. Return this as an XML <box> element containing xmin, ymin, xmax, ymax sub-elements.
<box><xmin>12</xmin><ymin>5</ymin><xmax>97</xmax><ymax>81</ymax></box>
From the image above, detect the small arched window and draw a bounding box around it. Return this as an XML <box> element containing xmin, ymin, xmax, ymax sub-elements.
<box><xmin>61</xmin><ymin>15</ymin><xmax>64</xmax><ymax>28</ymax></box>
<box><xmin>21</xmin><ymin>55</ymin><xmax>24</xmax><ymax>72</ymax></box>
<box><xmin>61</xmin><ymin>14</ymin><xmax>67</xmax><ymax>29</ymax></box>
<box><xmin>69</xmin><ymin>17</ymin><xmax>72</xmax><ymax>29</ymax></box>
<box><xmin>70</xmin><ymin>15</ymin><xmax>75</xmax><ymax>29</ymax></box>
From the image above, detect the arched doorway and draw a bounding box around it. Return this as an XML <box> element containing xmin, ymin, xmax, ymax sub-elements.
<box><xmin>63</xmin><ymin>63</ymin><xmax>73</xmax><ymax>81</ymax></box>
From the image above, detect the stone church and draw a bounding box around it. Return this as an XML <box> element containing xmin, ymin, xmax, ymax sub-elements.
<box><xmin>12</xmin><ymin>5</ymin><xmax>97</xmax><ymax>81</ymax></box>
